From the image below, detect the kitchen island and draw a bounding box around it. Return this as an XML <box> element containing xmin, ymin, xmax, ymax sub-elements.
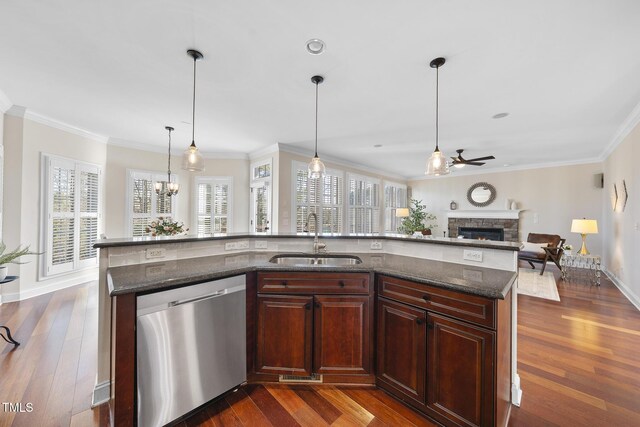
<box><xmin>95</xmin><ymin>234</ymin><xmax>521</xmax><ymax>427</ymax></box>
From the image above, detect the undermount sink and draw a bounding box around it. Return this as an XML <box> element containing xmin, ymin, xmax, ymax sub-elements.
<box><xmin>269</xmin><ymin>254</ymin><xmax>363</xmax><ymax>266</ymax></box>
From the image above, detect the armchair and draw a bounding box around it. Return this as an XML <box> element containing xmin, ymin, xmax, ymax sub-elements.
<box><xmin>518</xmin><ymin>233</ymin><xmax>566</xmax><ymax>275</ymax></box>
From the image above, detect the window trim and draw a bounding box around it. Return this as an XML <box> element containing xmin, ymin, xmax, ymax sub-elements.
<box><xmin>125</xmin><ymin>168</ymin><xmax>179</xmax><ymax>237</ymax></box>
<box><xmin>383</xmin><ymin>180</ymin><xmax>408</xmax><ymax>233</ymax></box>
<box><xmin>346</xmin><ymin>172</ymin><xmax>381</xmax><ymax>234</ymax></box>
<box><xmin>192</xmin><ymin>176</ymin><xmax>234</xmax><ymax>234</ymax></box>
<box><xmin>40</xmin><ymin>153</ymin><xmax>103</xmax><ymax>279</ymax></box>
<box><xmin>250</xmin><ymin>158</ymin><xmax>273</xmax><ymax>234</ymax></box>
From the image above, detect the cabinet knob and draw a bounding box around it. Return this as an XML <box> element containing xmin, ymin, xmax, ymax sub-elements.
<box><xmin>422</xmin><ymin>295</ymin><xmax>430</xmax><ymax>302</ymax></box>
<box><xmin>416</xmin><ymin>318</ymin><xmax>425</xmax><ymax>325</ymax></box>
<box><xmin>338</xmin><ymin>281</ymin><xmax>345</xmax><ymax>288</ymax></box>
<box><xmin>427</xmin><ymin>322</ymin><xmax>434</xmax><ymax>329</ymax></box>
<box><xmin>282</xmin><ymin>281</ymin><xmax>288</xmax><ymax>287</ymax></box>
<box><xmin>315</xmin><ymin>302</ymin><xmax>320</xmax><ymax>308</ymax></box>
<box><xmin>304</xmin><ymin>303</ymin><xmax>311</xmax><ymax>310</ymax></box>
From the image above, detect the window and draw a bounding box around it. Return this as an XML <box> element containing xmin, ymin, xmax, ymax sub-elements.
<box><xmin>384</xmin><ymin>182</ymin><xmax>408</xmax><ymax>232</ymax></box>
<box><xmin>194</xmin><ymin>177</ymin><xmax>233</xmax><ymax>234</ymax></box>
<box><xmin>250</xmin><ymin>160</ymin><xmax>272</xmax><ymax>233</ymax></box>
<box><xmin>43</xmin><ymin>155</ymin><xmax>101</xmax><ymax>276</ymax></box>
<box><xmin>347</xmin><ymin>174</ymin><xmax>380</xmax><ymax>234</ymax></box>
<box><xmin>127</xmin><ymin>170</ymin><xmax>177</xmax><ymax>236</ymax></box>
<box><xmin>293</xmin><ymin>162</ymin><xmax>343</xmax><ymax>233</ymax></box>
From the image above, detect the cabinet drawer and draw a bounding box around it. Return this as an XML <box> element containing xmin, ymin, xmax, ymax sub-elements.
<box><xmin>258</xmin><ymin>272</ymin><xmax>370</xmax><ymax>294</ymax></box>
<box><xmin>377</xmin><ymin>275</ymin><xmax>495</xmax><ymax>329</ymax></box>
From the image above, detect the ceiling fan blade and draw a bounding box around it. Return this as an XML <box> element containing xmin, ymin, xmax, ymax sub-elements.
<box><xmin>465</xmin><ymin>162</ymin><xmax>486</xmax><ymax>166</ymax></box>
<box><xmin>465</xmin><ymin>155</ymin><xmax>495</xmax><ymax>162</ymax></box>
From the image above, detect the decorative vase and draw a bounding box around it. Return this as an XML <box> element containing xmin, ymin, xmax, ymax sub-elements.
<box><xmin>421</xmin><ymin>229</ymin><xmax>432</xmax><ymax>236</ymax></box>
<box><xmin>450</xmin><ymin>201</ymin><xmax>457</xmax><ymax>210</ymax></box>
<box><xmin>0</xmin><ymin>266</ymin><xmax>8</xmax><ymax>281</ymax></box>
<box><xmin>510</xmin><ymin>200</ymin><xmax>517</xmax><ymax>210</ymax></box>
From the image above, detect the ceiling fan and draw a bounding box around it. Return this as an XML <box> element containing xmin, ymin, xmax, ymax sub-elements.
<box><xmin>450</xmin><ymin>149</ymin><xmax>495</xmax><ymax>167</ymax></box>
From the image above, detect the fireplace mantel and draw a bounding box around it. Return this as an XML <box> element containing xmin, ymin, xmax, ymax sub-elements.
<box><xmin>446</xmin><ymin>210</ymin><xmax>523</xmax><ymax>219</ymax></box>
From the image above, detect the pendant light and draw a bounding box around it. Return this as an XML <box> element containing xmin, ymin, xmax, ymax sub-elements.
<box><xmin>308</xmin><ymin>75</ymin><xmax>326</xmax><ymax>179</ymax></box>
<box><xmin>155</xmin><ymin>126</ymin><xmax>180</xmax><ymax>196</ymax></box>
<box><xmin>182</xmin><ymin>49</ymin><xmax>205</xmax><ymax>172</ymax></box>
<box><xmin>425</xmin><ymin>57</ymin><xmax>450</xmax><ymax>176</ymax></box>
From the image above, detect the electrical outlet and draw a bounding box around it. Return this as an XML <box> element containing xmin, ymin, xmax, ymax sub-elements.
<box><xmin>225</xmin><ymin>242</ymin><xmax>237</xmax><ymax>250</ymax></box>
<box><xmin>146</xmin><ymin>248</ymin><xmax>166</xmax><ymax>259</ymax></box>
<box><xmin>463</xmin><ymin>250</ymin><xmax>483</xmax><ymax>262</ymax></box>
<box><xmin>237</xmin><ymin>240</ymin><xmax>249</xmax><ymax>250</ymax></box>
<box><xmin>255</xmin><ymin>240</ymin><xmax>268</xmax><ymax>249</ymax></box>
<box><xmin>370</xmin><ymin>241</ymin><xmax>383</xmax><ymax>250</ymax></box>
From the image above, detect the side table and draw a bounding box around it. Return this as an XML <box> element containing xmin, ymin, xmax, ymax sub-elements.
<box><xmin>0</xmin><ymin>275</ymin><xmax>20</xmax><ymax>346</ymax></box>
<box><xmin>560</xmin><ymin>254</ymin><xmax>601</xmax><ymax>286</ymax></box>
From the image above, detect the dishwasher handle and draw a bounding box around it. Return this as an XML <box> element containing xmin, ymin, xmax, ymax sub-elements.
<box><xmin>169</xmin><ymin>289</ymin><xmax>228</xmax><ymax>307</ymax></box>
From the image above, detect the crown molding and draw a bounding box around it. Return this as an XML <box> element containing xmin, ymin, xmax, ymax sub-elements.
<box><xmin>277</xmin><ymin>142</ymin><xmax>407</xmax><ymax>182</ymax></box>
<box><xmin>248</xmin><ymin>143</ymin><xmax>280</xmax><ymax>160</ymax></box>
<box><xmin>600</xmin><ymin>99</ymin><xmax>640</xmax><ymax>161</ymax></box>
<box><xmin>0</xmin><ymin>89</ymin><xmax>12</xmax><ymax>114</ymax></box>
<box><xmin>6</xmin><ymin>105</ymin><xmax>26</xmax><ymax>118</ymax></box>
<box><xmin>107</xmin><ymin>137</ymin><xmax>248</xmax><ymax>159</ymax></box>
<box><xmin>7</xmin><ymin>107</ymin><xmax>109</xmax><ymax>143</ymax></box>
<box><xmin>407</xmin><ymin>157</ymin><xmax>602</xmax><ymax>181</ymax></box>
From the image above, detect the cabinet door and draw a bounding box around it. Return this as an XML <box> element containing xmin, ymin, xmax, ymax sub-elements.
<box><xmin>376</xmin><ymin>297</ymin><xmax>427</xmax><ymax>409</ymax></box>
<box><xmin>256</xmin><ymin>295</ymin><xmax>313</xmax><ymax>375</ymax></box>
<box><xmin>313</xmin><ymin>295</ymin><xmax>371</xmax><ymax>375</ymax></box>
<box><xmin>426</xmin><ymin>313</ymin><xmax>495</xmax><ymax>427</ymax></box>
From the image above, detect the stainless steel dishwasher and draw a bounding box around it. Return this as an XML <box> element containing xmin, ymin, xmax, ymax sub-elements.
<box><xmin>136</xmin><ymin>275</ymin><xmax>246</xmax><ymax>427</ymax></box>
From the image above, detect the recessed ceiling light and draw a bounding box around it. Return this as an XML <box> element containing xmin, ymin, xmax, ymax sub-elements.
<box><xmin>306</xmin><ymin>39</ymin><xmax>325</xmax><ymax>55</ymax></box>
<box><xmin>503</xmin><ymin>163</ymin><xmax>510</xmax><ymax>167</ymax></box>
<box><xmin>492</xmin><ymin>112</ymin><xmax>509</xmax><ymax>119</ymax></box>
<box><xmin>374</xmin><ymin>144</ymin><xmax>383</xmax><ymax>148</ymax></box>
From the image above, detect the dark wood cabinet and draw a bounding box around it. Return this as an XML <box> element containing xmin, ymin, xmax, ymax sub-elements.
<box><xmin>376</xmin><ymin>274</ymin><xmax>512</xmax><ymax>427</ymax></box>
<box><xmin>376</xmin><ymin>297</ymin><xmax>427</xmax><ymax>409</ymax></box>
<box><xmin>313</xmin><ymin>295</ymin><xmax>371</xmax><ymax>375</ymax></box>
<box><xmin>426</xmin><ymin>313</ymin><xmax>495</xmax><ymax>427</ymax></box>
<box><xmin>254</xmin><ymin>272</ymin><xmax>373</xmax><ymax>382</ymax></box>
<box><xmin>255</xmin><ymin>294</ymin><xmax>313</xmax><ymax>375</ymax></box>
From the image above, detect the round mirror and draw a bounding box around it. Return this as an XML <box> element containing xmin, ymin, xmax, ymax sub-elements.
<box><xmin>467</xmin><ymin>182</ymin><xmax>497</xmax><ymax>207</ymax></box>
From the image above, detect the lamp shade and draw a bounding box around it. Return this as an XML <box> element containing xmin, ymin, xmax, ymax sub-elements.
<box><xmin>395</xmin><ymin>208</ymin><xmax>410</xmax><ymax>218</ymax></box>
<box><xmin>571</xmin><ymin>219</ymin><xmax>598</xmax><ymax>234</ymax></box>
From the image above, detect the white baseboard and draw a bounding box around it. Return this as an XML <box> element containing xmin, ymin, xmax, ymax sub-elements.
<box><xmin>92</xmin><ymin>380</ymin><xmax>111</xmax><ymax>407</ymax></box>
<box><xmin>511</xmin><ymin>373</ymin><xmax>522</xmax><ymax>407</ymax></box>
<box><xmin>0</xmin><ymin>270</ymin><xmax>98</xmax><ymax>302</ymax></box>
<box><xmin>603</xmin><ymin>268</ymin><xmax>640</xmax><ymax>311</ymax></box>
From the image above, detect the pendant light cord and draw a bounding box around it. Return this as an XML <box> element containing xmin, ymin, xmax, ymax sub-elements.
<box><xmin>314</xmin><ymin>80</ymin><xmax>319</xmax><ymax>157</ymax></box>
<box><xmin>191</xmin><ymin>56</ymin><xmax>197</xmax><ymax>144</ymax></box>
<box><xmin>435</xmin><ymin>64</ymin><xmax>439</xmax><ymax>151</ymax></box>
<box><xmin>167</xmin><ymin>128</ymin><xmax>172</xmax><ymax>181</ymax></box>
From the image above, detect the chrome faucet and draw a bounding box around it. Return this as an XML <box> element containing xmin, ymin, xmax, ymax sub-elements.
<box><xmin>306</xmin><ymin>212</ymin><xmax>327</xmax><ymax>254</ymax></box>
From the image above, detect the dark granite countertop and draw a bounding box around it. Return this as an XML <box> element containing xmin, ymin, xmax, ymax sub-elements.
<box><xmin>107</xmin><ymin>252</ymin><xmax>516</xmax><ymax>299</ymax></box>
<box><xmin>95</xmin><ymin>232</ymin><xmax>520</xmax><ymax>251</ymax></box>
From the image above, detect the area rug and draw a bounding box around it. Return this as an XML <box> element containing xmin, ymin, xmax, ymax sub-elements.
<box><xmin>517</xmin><ymin>268</ymin><xmax>560</xmax><ymax>301</ymax></box>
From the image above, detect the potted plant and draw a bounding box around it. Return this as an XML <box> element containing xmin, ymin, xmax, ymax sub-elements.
<box><xmin>399</xmin><ymin>199</ymin><xmax>438</xmax><ymax>236</ymax></box>
<box><xmin>562</xmin><ymin>244</ymin><xmax>573</xmax><ymax>256</ymax></box>
<box><xmin>0</xmin><ymin>243</ymin><xmax>40</xmax><ymax>281</ymax></box>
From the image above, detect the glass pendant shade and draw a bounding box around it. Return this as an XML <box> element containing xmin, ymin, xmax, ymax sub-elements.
<box><xmin>308</xmin><ymin>155</ymin><xmax>326</xmax><ymax>179</ymax></box>
<box><xmin>182</xmin><ymin>142</ymin><xmax>205</xmax><ymax>172</ymax></box>
<box><xmin>425</xmin><ymin>148</ymin><xmax>450</xmax><ymax>176</ymax></box>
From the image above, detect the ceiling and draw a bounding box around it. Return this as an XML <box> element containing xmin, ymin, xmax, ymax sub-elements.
<box><xmin>1</xmin><ymin>0</ymin><xmax>640</xmax><ymax>178</ymax></box>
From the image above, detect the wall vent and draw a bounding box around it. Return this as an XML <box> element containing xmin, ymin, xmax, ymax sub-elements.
<box><xmin>278</xmin><ymin>374</ymin><xmax>323</xmax><ymax>383</ymax></box>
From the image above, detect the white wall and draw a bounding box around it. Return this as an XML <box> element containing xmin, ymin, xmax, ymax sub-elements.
<box><xmin>602</xmin><ymin>122</ymin><xmax>639</xmax><ymax>307</ymax></box>
<box><xmin>2</xmin><ymin>114</ymin><xmax>108</xmax><ymax>301</ymax></box>
<box><xmin>409</xmin><ymin>163</ymin><xmax>604</xmax><ymax>253</ymax></box>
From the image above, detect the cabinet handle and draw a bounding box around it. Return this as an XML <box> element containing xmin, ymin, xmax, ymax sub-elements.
<box><xmin>282</xmin><ymin>281</ymin><xmax>288</xmax><ymax>287</ymax></box>
<box><xmin>304</xmin><ymin>303</ymin><xmax>311</xmax><ymax>310</ymax></box>
<box><xmin>422</xmin><ymin>295</ymin><xmax>430</xmax><ymax>302</ymax></box>
<box><xmin>315</xmin><ymin>302</ymin><xmax>320</xmax><ymax>308</ymax></box>
<box><xmin>426</xmin><ymin>322</ymin><xmax>434</xmax><ymax>329</ymax></box>
<box><xmin>416</xmin><ymin>318</ymin><xmax>425</xmax><ymax>325</ymax></box>
<box><xmin>338</xmin><ymin>281</ymin><xmax>345</xmax><ymax>288</ymax></box>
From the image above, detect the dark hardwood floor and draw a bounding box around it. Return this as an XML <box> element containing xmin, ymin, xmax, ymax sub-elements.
<box><xmin>1</xmin><ymin>265</ymin><xmax>639</xmax><ymax>426</ymax></box>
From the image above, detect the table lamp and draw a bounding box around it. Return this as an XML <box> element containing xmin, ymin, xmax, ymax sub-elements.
<box><xmin>395</xmin><ymin>208</ymin><xmax>410</xmax><ymax>218</ymax></box>
<box><xmin>571</xmin><ymin>219</ymin><xmax>598</xmax><ymax>255</ymax></box>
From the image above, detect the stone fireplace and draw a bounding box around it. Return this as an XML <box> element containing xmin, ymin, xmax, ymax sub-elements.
<box><xmin>447</xmin><ymin>211</ymin><xmax>520</xmax><ymax>242</ymax></box>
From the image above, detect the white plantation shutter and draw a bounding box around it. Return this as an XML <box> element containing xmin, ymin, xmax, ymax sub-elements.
<box><xmin>194</xmin><ymin>177</ymin><xmax>233</xmax><ymax>234</ymax></box>
<box><xmin>348</xmin><ymin>174</ymin><xmax>380</xmax><ymax>234</ymax></box>
<box><xmin>45</xmin><ymin>155</ymin><xmax>101</xmax><ymax>276</ymax></box>
<box><xmin>128</xmin><ymin>170</ymin><xmax>176</xmax><ymax>236</ymax></box>
<box><xmin>294</xmin><ymin>163</ymin><xmax>343</xmax><ymax>233</ymax></box>
<box><xmin>384</xmin><ymin>182</ymin><xmax>407</xmax><ymax>232</ymax></box>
